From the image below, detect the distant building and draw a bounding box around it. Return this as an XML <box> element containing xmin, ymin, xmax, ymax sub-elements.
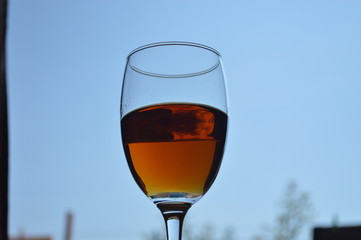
<box><xmin>9</xmin><ymin>229</ymin><xmax>51</xmax><ymax>240</ymax></box>
<box><xmin>9</xmin><ymin>211</ymin><xmax>72</xmax><ymax>240</ymax></box>
<box><xmin>314</xmin><ymin>225</ymin><xmax>361</xmax><ymax>240</ymax></box>
<box><xmin>9</xmin><ymin>237</ymin><xmax>51</xmax><ymax>240</ymax></box>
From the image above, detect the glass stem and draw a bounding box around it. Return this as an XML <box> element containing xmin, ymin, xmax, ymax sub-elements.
<box><xmin>157</xmin><ymin>203</ymin><xmax>191</xmax><ymax>240</ymax></box>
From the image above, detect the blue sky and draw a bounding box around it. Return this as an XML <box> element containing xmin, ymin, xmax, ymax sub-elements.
<box><xmin>7</xmin><ymin>0</ymin><xmax>361</xmax><ymax>240</ymax></box>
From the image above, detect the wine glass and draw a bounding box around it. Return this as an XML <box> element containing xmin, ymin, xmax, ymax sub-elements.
<box><xmin>120</xmin><ymin>42</ymin><xmax>228</xmax><ymax>240</ymax></box>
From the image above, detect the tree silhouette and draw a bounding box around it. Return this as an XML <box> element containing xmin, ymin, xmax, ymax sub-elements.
<box><xmin>142</xmin><ymin>230</ymin><xmax>165</xmax><ymax>240</ymax></box>
<box><xmin>252</xmin><ymin>180</ymin><xmax>314</xmax><ymax>240</ymax></box>
<box><xmin>220</xmin><ymin>226</ymin><xmax>237</xmax><ymax>240</ymax></box>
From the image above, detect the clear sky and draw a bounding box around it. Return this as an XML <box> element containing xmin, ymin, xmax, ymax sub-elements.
<box><xmin>7</xmin><ymin>0</ymin><xmax>361</xmax><ymax>240</ymax></box>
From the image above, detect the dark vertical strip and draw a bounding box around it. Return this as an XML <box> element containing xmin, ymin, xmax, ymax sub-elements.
<box><xmin>0</xmin><ymin>0</ymin><xmax>8</xmax><ymax>239</ymax></box>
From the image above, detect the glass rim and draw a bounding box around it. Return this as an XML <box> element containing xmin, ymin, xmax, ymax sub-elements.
<box><xmin>127</xmin><ymin>41</ymin><xmax>221</xmax><ymax>59</ymax></box>
<box><xmin>126</xmin><ymin>41</ymin><xmax>222</xmax><ymax>78</ymax></box>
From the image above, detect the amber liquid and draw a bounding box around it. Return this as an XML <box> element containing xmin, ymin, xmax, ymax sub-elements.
<box><xmin>121</xmin><ymin>103</ymin><xmax>227</xmax><ymax>201</ymax></box>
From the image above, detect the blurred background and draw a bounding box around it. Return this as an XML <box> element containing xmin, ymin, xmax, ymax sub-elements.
<box><xmin>7</xmin><ymin>0</ymin><xmax>361</xmax><ymax>240</ymax></box>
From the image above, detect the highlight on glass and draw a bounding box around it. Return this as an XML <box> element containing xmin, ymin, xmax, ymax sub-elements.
<box><xmin>120</xmin><ymin>42</ymin><xmax>228</xmax><ymax>240</ymax></box>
